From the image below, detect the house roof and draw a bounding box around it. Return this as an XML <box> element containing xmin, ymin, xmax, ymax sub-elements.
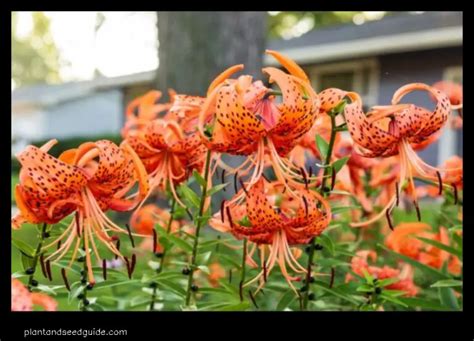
<box><xmin>12</xmin><ymin>70</ymin><xmax>155</xmax><ymax>109</ymax></box>
<box><xmin>265</xmin><ymin>11</ymin><xmax>462</xmax><ymax>65</ymax></box>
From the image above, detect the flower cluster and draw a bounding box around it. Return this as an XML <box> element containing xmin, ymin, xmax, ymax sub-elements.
<box><xmin>11</xmin><ymin>50</ymin><xmax>462</xmax><ymax>311</ymax></box>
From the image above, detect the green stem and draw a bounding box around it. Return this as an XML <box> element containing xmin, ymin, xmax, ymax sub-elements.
<box><xmin>302</xmin><ymin>111</ymin><xmax>338</xmax><ymax>311</ymax></box>
<box><xmin>27</xmin><ymin>223</ymin><xmax>48</xmax><ymax>291</ymax></box>
<box><xmin>158</xmin><ymin>198</ymin><xmax>177</xmax><ymax>274</ymax></box>
<box><xmin>184</xmin><ymin>150</ymin><xmax>212</xmax><ymax>307</ymax></box>
<box><xmin>239</xmin><ymin>238</ymin><xmax>248</xmax><ymax>302</ymax></box>
<box><xmin>149</xmin><ymin>198</ymin><xmax>177</xmax><ymax>311</ymax></box>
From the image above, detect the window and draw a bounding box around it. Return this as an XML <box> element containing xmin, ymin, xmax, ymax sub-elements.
<box><xmin>306</xmin><ymin>59</ymin><xmax>380</xmax><ymax>107</ymax></box>
<box><xmin>437</xmin><ymin>66</ymin><xmax>463</xmax><ymax>165</ymax></box>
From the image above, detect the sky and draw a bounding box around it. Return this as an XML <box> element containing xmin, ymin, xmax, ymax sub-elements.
<box><xmin>14</xmin><ymin>11</ymin><xmax>158</xmax><ymax>84</ymax></box>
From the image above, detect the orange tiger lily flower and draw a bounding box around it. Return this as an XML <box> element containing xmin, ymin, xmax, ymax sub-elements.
<box><xmin>343</xmin><ymin>83</ymin><xmax>460</xmax><ymax>227</ymax></box>
<box><xmin>210</xmin><ymin>178</ymin><xmax>331</xmax><ymax>294</ymax></box>
<box><xmin>12</xmin><ymin>278</ymin><xmax>57</xmax><ymax>311</ymax></box>
<box><xmin>123</xmin><ymin>93</ymin><xmax>208</xmax><ymax>206</ymax></box>
<box><xmin>418</xmin><ymin>156</ymin><xmax>463</xmax><ymax>198</ymax></box>
<box><xmin>12</xmin><ymin>139</ymin><xmax>149</xmax><ymax>284</ymax></box>
<box><xmin>121</xmin><ymin>89</ymin><xmax>176</xmax><ymax>137</ymax></box>
<box><xmin>198</xmin><ymin>50</ymin><xmax>321</xmax><ymax>199</ymax></box>
<box><xmin>385</xmin><ymin>223</ymin><xmax>461</xmax><ymax>275</ymax></box>
<box><xmin>207</xmin><ymin>262</ymin><xmax>226</xmax><ymax>288</ymax></box>
<box><xmin>346</xmin><ymin>250</ymin><xmax>418</xmax><ymax>297</ymax></box>
<box><xmin>432</xmin><ymin>80</ymin><xmax>463</xmax><ymax>116</ymax></box>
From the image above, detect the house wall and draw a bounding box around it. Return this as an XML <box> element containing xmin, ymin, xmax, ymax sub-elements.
<box><xmin>43</xmin><ymin>89</ymin><xmax>124</xmax><ymax>140</ymax></box>
<box><xmin>378</xmin><ymin>47</ymin><xmax>463</xmax><ymax>165</ymax></box>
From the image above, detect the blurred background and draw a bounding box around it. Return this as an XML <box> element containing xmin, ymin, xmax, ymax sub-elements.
<box><xmin>11</xmin><ymin>11</ymin><xmax>462</xmax><ymax>172</ymax></box>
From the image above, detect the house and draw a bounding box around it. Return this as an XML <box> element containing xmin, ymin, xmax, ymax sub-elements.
<box><xmin>12</xmin><ymin>11</ymin><xmax>462</xmax><ymax>166</ymax></box>
<box><xmin>11</xmin><ymin>71</ymin><xmax>155</xmax><ymax>155</ymax></box>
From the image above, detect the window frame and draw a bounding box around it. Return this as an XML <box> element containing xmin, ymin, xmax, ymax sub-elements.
<box><xmin>306</xmin><ymin>58</ymin><xmax>380</xmax><ymax>107</ymax></box>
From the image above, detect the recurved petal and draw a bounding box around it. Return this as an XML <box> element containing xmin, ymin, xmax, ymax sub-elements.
<box><xmin>392</xmin><ymin>83</ymin><xmax>451</xmax><ymax>139</ymax></box>
<box><xmin>344</xmin><ymin>93</ymin><xmax>399</xmax><ymax>155</ymax></box>
<box><xmin>265</xmin><ymin>49</ymin><xmax>309</xmax><ymax>83</ymax></box>
<box><xmin>245</xmin><ymin>179</ymin><xmax>283</xmax><ymax>229</ymax></box>
<box><xmin>319</xmin><ymin>88</ymin><xmax>348</xmax><ymax>113</ymax></box>
<box><xmin>16</xmin><ymin>144</ymin><xmax>88</xmax><ymax>200</ymax></box>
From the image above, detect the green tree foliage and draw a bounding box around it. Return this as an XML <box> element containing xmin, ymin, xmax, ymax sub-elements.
<box><xmin>11</xmin><ymin>12</ymin><xmax>62</xmax><ymax>88</ymax></box>
<box><xmin>268</xmin><ymin>12</ymin><xmax>387</xmax><ymax>39</ymax></box>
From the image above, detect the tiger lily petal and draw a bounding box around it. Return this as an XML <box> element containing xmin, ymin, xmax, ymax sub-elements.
<box><xmin>12</xmin><ymin>139</ymin><xmax>149</xmax><ymax>285</ymax></box>
<box><xmin>345</xmin><ymin>83</ymin><xmax>460</xmax><ymax>227</ymax></box>
<box><xmin>210</xmin><ymin>179</ymin><xmax>331</xmax><ymax>294</ymax></box>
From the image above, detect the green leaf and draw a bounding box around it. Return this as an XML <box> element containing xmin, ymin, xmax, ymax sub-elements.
<box><xmin>193</xmin><ymin>169</ymin><xmax>207</xmax><ymax>187</ymax></box>
<box><xmin>198</xmin><ymin>238</ymin><xmax>234</xmax><ymax>251</ymax></box>
<box><xmin>449</xmin><ymin>224</ymin><xmax>462</xmax><ymax>232</ymax></box>
<box><xmin>36</xmin><ymin>284</ymin><xmax>64</xmax><ymax>295</ymax></box>
<box><xmin>361</xmin><ymin>269</ymin><xmax>374</xmax><ymax>285</ymax></box>
<box><xmin>377</xmin><ymin>278</ymin><xmax>400</xmax><ymax>288</ymax></box>
<box><xmin>21</xmin><ymin>253</ymin><xmax>34</xmax><ymax>272</ymax></box>
<box><xmin>328</xmin><ymin>99</ymin><xmax>347</xmax><ymax>116</ymax></box>
<box><xmin>217</xmin><ymin>254</ymin><xmax>241</xmax><ymax>268</ymax></box>
<box><xmin>155</xmin><ymin>224</ymin><xmax>193</xmax><ymax>253</ymax></box>
<box><xmin>317</xmin><ymin>258</ymin><xmax>350</xmax><ymax>268</ymax></box>
<box><xmin>416</xmin><ymin>236</ymin><xmax>462</xmax><ymax>258</ymax></box>
<box><xmin>382</xmin><ymin>289</ymin><xmax>408</xmax><ymax>297</ymax></box>
<box><xmin>68</xmin><ymin>282</ymin><xmax>85</xmax><ymax>303</ymax></box>
<box><xmin>315</xmin><ymin>135</ymin><xmax>329</xmax><ymax>161</ymax></box>
<box><xmin>216</xmin><ymin>302</ymin><xmax>251</xmax><ymax>311</ymax></box>
<box><xmin>197</xmin><ymin>265</ymin><xmax>210</xmax><ymax>275</ymax></box>
<box><xmin>151</xmin><ymin>271</ymin><xmax>183</xmax><ymax>282</ymax></box>
<box><xmin>379</xmin><ymin>292</ymin><xmax>408</xmax><ymax>307</ymax></box>
<box><xmin>431</xmin><ymin>279</ymin><xmax>462</xmax><ymax>288</ymax></box>
<box><xmin>356</xmin><ymin>284</ymin><xmax>373</xmax><ymax>293</ymax></box>
<box><xmin>207</xmin><ymin>183</ymin><xmax>229</xmax><ymax>197</ymax></box>
<box><xmin>159</xmin><ymin>279</ymin><xmax>186</xmax><ymax>297</ymax></box>
<box><xmin>276</xmin><ymin>289</ymin><xmax>297</xmax><ymax>310</ymax></box>
<box><xmin>179</xmin><ymin>184</ymin><xmax>200</xmax><ymax>209</ymax></box>
<box><xmin>12</xmin><ymin>238</ymin><xmax>35</xmax><ymax>258</ymax></box>
<box><xmin>198</xmin><ymin>287</ymin><xmax>234</xmax><ymax>296</ymax></box>
<box><xmin>219</xmin><ymin>280</ymin><xmax>239</xmax><ymax>296</ymax></box>
<box><xmin>379</xmin><ymin>244</ymin><xmax>451</xmax><ymax>280</ymax></box>
<box><xmin>331</xmin><ymin>157</ymin><xmax>350</xmax><ymax>174</ymax></box>
<box><xmin>93</xmin><ymin>279</ymin><xmax>141</xmax><ymax>291</ymax></box>
<box><xmin>12</xmin><ymin>271</ymin><xmax>28</xmax><ymax>279</ymax></box>
<box><xmin>52</xmin><ymin>261</ymin><xmax>83</xmax><ymax>275</ymax></box>
<box><xmin>399</xmin><ymin>297</ymin><xmax>452</xmax><ymax>311</ymax></box>
<box><xmin>237</xmin><ymin>215</ymin><xmax>252</xmax><ymax>227</ymax></box>
<box><xmin>316</xmin><ymin>234</ymin><xmax>335</xmax><ymax>256</ymax></box>
<box><xmin>313</xmin><ymin>280</ymin><xmax>361</xmax><ymax>305</ymax></box>
<box><xmin>438</xmin><ymin>287</ymin><xmax>460</xmax><ymax>310</ymax></box>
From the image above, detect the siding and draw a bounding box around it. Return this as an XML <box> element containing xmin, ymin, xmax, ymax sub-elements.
<box><xmin>43</xmin><ymin>89</ymin><xmax>124</xmax><ymax>140</ymax></box>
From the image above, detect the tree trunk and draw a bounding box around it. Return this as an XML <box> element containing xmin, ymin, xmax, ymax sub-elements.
<box><xmin>156</xmin><ymin>11</ymin><xmax>267</xmax><ymax>98</ymax></box>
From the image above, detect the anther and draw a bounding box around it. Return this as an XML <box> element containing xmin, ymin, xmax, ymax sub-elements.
<box><xmin>221</xmin><ymin>169</ymin><xmax>226</xmax><ymax>191</ymax></box>
<box><xmin>220</xmin><ymin>200</ymin><xmax>226</xmax><ymax>223</ymax></box>
<box><xmin>102</xmin><ymin>259</ymin><xmax>107</xmax><ymax>281</ymax></box>
<box><xmin>226</xmin><ymin>206</ymin><xmax>234</xmax><ymax>228</ymax></box>
<box><xmin>413</xmin><ymin>200</ymin><xmax>421</xmax><ymax>221</ymax></box>
<box><xmin>61</xmin><ymin>268</ymin><xmax>71</xmax><ymax>291</ymax></box>
<box><xmin>125</xmin><ymin>223</ymin><xmax>135</xmax><ymax>248</ymax></box>
<box><xmin>436</xmin><ymin>171</ymin><xmax>443</xmax><ymax>195</ymax></box>
<box><xmin>152</xmin><ymin>229</ymin><xmax>158</xmax><ymax>253</ymax></box>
